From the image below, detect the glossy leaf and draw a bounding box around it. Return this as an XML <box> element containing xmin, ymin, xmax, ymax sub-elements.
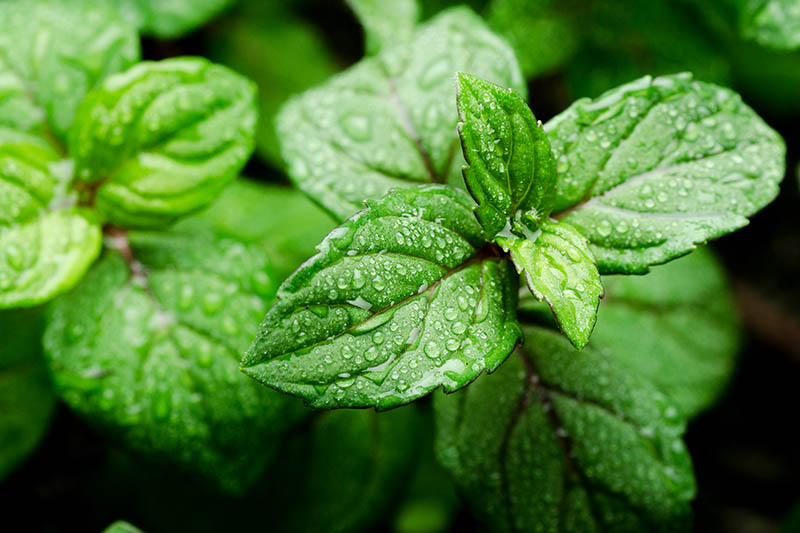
<box><xmin>346</xmin><ymin>0</ymin><xmax>420</xmax><ymax>55</ymax></box>
<box><xmin>499</xmin><ymin>220</ymin><xmax>603</xmax><ymax>349</ymax></box>
<box><xmin>435</xmin><ymin>326</ymin><xmax>695</xmax><ymax>532</ymax></box>
<box><xmin>111</xmin><ymin>0</ymin><xmax>235</xmax><ymax>38</ymax></box>
<box><xmin>457</xmin><ymin>73</ymin><xmax>556</xmax><ymax>238</ymax></box>
<box><xmin>188</xmin><ymin>179</ymin><xmax>335</xmax><ymax>279</ymax></box>
<box><xmin>277</xmin><ymin>7</ymin><xmax>525</xmax><ymax>220</ymax></box>
<box><xmin>547</xmin><ymin>73</ymin><xmax>785</xmax><ymax>274</ymax></box>
<box><xmin>590</xmin><ymin>248</ymin><xmax>740</xmax><ymax>418</ymax></box>
<box><xmin>44</xmin><ymin>228</ymin><xmax>306</xmax><ymax>493</ymax></box>
<box><xmin>243</xmin><ymin>186</ymin><xmax>521</xmax><ymax>409</ymax></box>
<box><xmin>0</xmin><ymin>143</ymin><xmax>102</xmax><ymax>308</ymax></box>
<box><xmin>69</xmin><ymin>57</ymin><xmax>257</xmax><ymax>228</ymax></box>
<box><xmin>0</xmin><ymin>308</ymin><xmax>56</xmax><ymax>480</ymax></box>
<box><xmin>736</xmin><ymin>0</ymin><xmax>800</xmax><ymax>51</ymax></box>
<box><xmin>0</xmin><ymin>0</ymin><xmax>139</xmax><ymax>144</ymax></box>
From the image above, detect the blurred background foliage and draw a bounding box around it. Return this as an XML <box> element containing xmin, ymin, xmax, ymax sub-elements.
<box><xmin>2</xmin><ymin>0</ymin><xmax>800</xmax><ymax>531</ymax></box>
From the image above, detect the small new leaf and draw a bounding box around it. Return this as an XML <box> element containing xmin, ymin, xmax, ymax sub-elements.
<box><xmin>69</xmin><ymin>57</ymin><xmax>257</xmax><ymax>228</ymax></box>
<box><xmin>435</xmin><ymin>326</ymin><xmax>695</xmax><ymax>532</ymax></box>
<box><xmin>457</xmin><ymin>73</ymin><xmax>556</xmax><ymax>239</ymax></box>
<box><xmin>547</xmin><ymin>73</ymin><xmax>785</xmax><ymax>274</ymax></box>
<box><xmin>242</xmin><ymin>186</ymin><xmax>522</xmax><ymax>409</ymax></box>
<box><xmin>277</xmin><ymin>8</ymin><xmax>525</xmax><ymax>220</ymax></box>
<box><xmin>0</xmin><ymin>143</ymin><xmax>102</xmax><ymax>308</ymax></box>
<box><xmin>499</xmin><ymin>220</ymin><xmax>603</xmax><ymax>349</ymax></box>
<box><xmin>44</xmin><ymin>228</ymin><xmax>304</xmax><ymax>493</ymax></box>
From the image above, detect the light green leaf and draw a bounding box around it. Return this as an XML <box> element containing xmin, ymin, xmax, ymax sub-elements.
<box><xmin>456</xmin><ymin>72</ymin><xmax>556</xmax><ymax>238</ymax></box>
<box><xmin>346</xmin><ymin>0</ymin><xmax>420</xmax><ymax>55</ymax></box>
<box><xmin>487</xmin><ymin>0</ymin><xmax>579</xmax><ymax>78</ymax></box>
<box><xmin>186</xmin><ymin>178</ymin><xmax>335</xmax><ymax>280</ymax></box>
<box><xmin>207</xmin><ymin>9</ymin><xmax>339</xmax><ymax>166</ymax></box>
<box><xmin>44</xmin><ymin>228</ymin><xmax>306</xmax><ymax>493</ymax></box>
<box><xmin>102</xmin><ymin>521</ymin><xmax>142</xmax><ymax>533</ymax></box>
<box><xmin>592</xmin><ymin>248</ymin><xmax>740</xmax><ymax>418</ymax></box>
<box><xmin>0</xmin><ymin>0</ymin><xmax>139</xmax><ymax>145</ymax></box>
<box><xmin>69</xmin><ymin>57</ymin><xmax>257</xmax><ymax>228</ymax></box>
<box><xmin>242</xmin><ymin>185</ymin><xmax>521</xmax><ymax>409</ymax></box>
<box><xmin>434</xmin><ymin>326</ymin><xmax>695</xmax><ymax>532</ymax></box>
<box><xmin>110</xmin><ymin>0</ymin><xmax>235</xmax><ymax>39</ymax></box>
<box><xmin>735</xmin><ymin>0</ymin><xmax>800</xmax><ymax>51</ymax></box>
<box><xmin>547</xmin><ymin>73</ymin><xmax>785</xmax><ymax>274</ymax></box>
<box><xmin>499</xmin><ymin>220</ymin><xmax>602</xmax><ymax>349</ymax></box>
<box><xmin>0</xmin><ymin>142</ymin><xmax>102</xmax><ymax>308</ymax></box>
<box><xmin>0</xmin><ymin>308</ymin><xmax>56</xmax><ymax>481</ymax></box>
<box><xmin>277</xmin><ymin>7</ymin><xmax>525</xmax><ymax>220</ymax></box>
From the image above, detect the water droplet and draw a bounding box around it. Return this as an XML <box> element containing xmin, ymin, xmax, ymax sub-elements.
<box><xmin>424</xmin><ymin>341</ymin><xmax>441</xmax><ymax>358</ymax></box>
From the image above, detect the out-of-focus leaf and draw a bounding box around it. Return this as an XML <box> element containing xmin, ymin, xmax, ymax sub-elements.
<box><xmin>435</xmin><ymin>326</ymin><xmax>695</xmax><ymax>532</ymax></box>
<box><xmin>69</xmin><ymin>57</ymin><xmax>257</xmax><ymax>228</ymax></box>
<box><xmin>111</xmin><ymin>0</ymin><xmax>236</xmax><ymax>39</ymax></box>
<box><xmin>0</xmin><ymin>308</ymin><xmax>56</xmax><ymax>480</ymax></box>
<box><xmin>184</xmin><ymin>178</ymin><xmax>335</xmax><ymax>280</ymax></box>
<box><xmin>732</xmin><ymin>0</ymin><xmax>800</xmax><ymax>51</ymax></box>
<box><xmin>0</xmin><ymin>0</ymin><xmax>139</xmax><ymax>144</ymax></box>
<box><xmin>277</xmin><ymin>7</ymin><xmax>524</xmax><ymax>220</ymax></box>
<box><xmin>101</xmin><ymin>521</ymin><xmax>143</xmax><ymax>533</ymax></box>
<box><xmin>44</xmin><ymin>227</ymin><xmax>305</xmax><ymax>493</ymax></box>
<box><xmin>208</xmin><ymin>9</ymin><xmax>339</xmax><ymax>166</ymax></box>
<box><xmin>346</xmin><ymin>0</ymin><xmax>420</xmax><ymax>55</ymax></box>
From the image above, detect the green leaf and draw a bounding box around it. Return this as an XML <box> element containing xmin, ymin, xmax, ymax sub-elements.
<box><xmin>456</xmin><ymin>72</ymin><xmax>556</xmax><ymax>238</ymax></box>
<box><xmin>0</xmin><ymin>142</ymin><xmax>102</xmax><ymax>308</ymax></box>
<box><xmin>186</xmin><ymin>178</ymin><xmax>335</xmax><ymax>280</ymax></box>
<box><xmin>0</xmin><ymin>0</ymin><xmax>139</xmax><ymax>144</ymax></box>
<box><xmin>487</xmin><ymin>0</ymin><xmax>579</xmax><ymax>78</ymax></box>
<box><xmin>110</xmin><ymin>0</ymin><xmax>235</xmax><ymax>39</ymax></box>
<box><xmin>242</xmin><ymin>185</ymin><xmax>521</xmax><ymax>409</ymax></box>
<box><xmin>547</xmin><ymin>72</ymin><xmax>785</xmax><ymax>274</ymax></box>
<box><xmin>102</xmin><ymin>521</ymin><xmax>143</xmax><ymax>533</ymax></box>
<box><xmin>0</xmin><ymin>308</ymin><xmax>56</xmax><ymax>481</ymax></box>
<box><xmin>434</xmin><ymin>326</ymin><xmax>695</xmax><ymax>532</ymax></box>
<box><xmin>499</xmin><ymin>220</ymin><xmax>603</xmax><ymax>349</ymax></box>
<box><xmin>591</xmin><ymin>248</ymin><xmax>740</xmax><ymax>418</ymax></box>
<box><xmin>736</xmin><ymin>0</ymin><xmax>800</xmax><ymax>51</ymax></box>
<box><xmin>44</xmin><ymin>227</ymin><xmax>306</xmax><ymax>493</ymax></box>
<box><xmin>207</xmin><ymin>9</ymin><xmax>339</xmax><ymax>166</ymax></box>
<box><xmin>277</xmin><ymin>7</ymin><xmax>525</xmax><ymax>220</ymax></box>
<box><xmin>346</xmin><ymin>0</ymin><xmax>420</xmax><ymax>55</ymax></box>
<box><xmin>69</xmin><ymin>57</ymin><xmax>257</xmax><ymax>228</ymax></box>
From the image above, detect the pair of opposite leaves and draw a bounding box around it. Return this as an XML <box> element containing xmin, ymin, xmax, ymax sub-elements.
<box><xmin>244</xmin><ymin>68</ymin><xmax>784</xmax><ymax>409</ymax></box>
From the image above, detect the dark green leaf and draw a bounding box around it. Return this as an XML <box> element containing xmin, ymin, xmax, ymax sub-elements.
<box><xmin>346</xmin><ymin>0</ymin><xmax>420</xmax><ymax>55</ymax></box>
<box><xmin>111</xmin><ymin>0</ymin><xmax>235</xmax><ymax>39</ymax></box>
<box><xmin>487</xmin><ymin>0</ymin><xmax>579</xmax><ymax>78</ymax></box>
<box><xmin>456</xmin><ymin>73</ymin><xmax>556</xmax><ymax>238</ymax></box>
<box><xmin>277</xmin><ymin>7</ymin><xmax>525</xmax><ymax>220</ymax></box>
<box><xmin>590</xmin><ymin>248</ymin><xmax>740</xmax><ymax>418</ymax></box>
<box><xmin>499</xmin><ymin>220</ymin><xmax>603</xmax><ymax>349</ymax></box>
<box><xmin>207</xmin><ymin>10</ymin><xmax>339</xmax><ymax>166</ymax></box>
<box><xmin>547</xmin><ymin>73</ymin><xmax>785</xmax><ymax>274</ymax></box>
<box><xmin>44</xmin><ymin>228</ymin><xmax>305</xmax><ymax>493</ymax></box>
<box><xmin>0</xmin><ymin>142</ymin><xmax>102</xmax><ymax>308</ymax></box>
<box><xmin>0</xmin><ymin>0</ymin><xmax>139</xmax><ymax>144</ymax></box>
<box><xmin>0</xmin><ymin>308</ymin><xmax>56</xmax><ymax>480</ymax></box>
<box><xmin>435</xmin><ymin>326</ymin><xmax>695</xmax><ymax>532</ymax></box>
<box><xmin>69</xmin><ymin>57</ymin><xmax>257</xmax><ymax>228</ymax></box>
<box><xmin>242</xmin><ymin>185</ymin><xmax>521</xmax><ymax>409</ymax></box>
